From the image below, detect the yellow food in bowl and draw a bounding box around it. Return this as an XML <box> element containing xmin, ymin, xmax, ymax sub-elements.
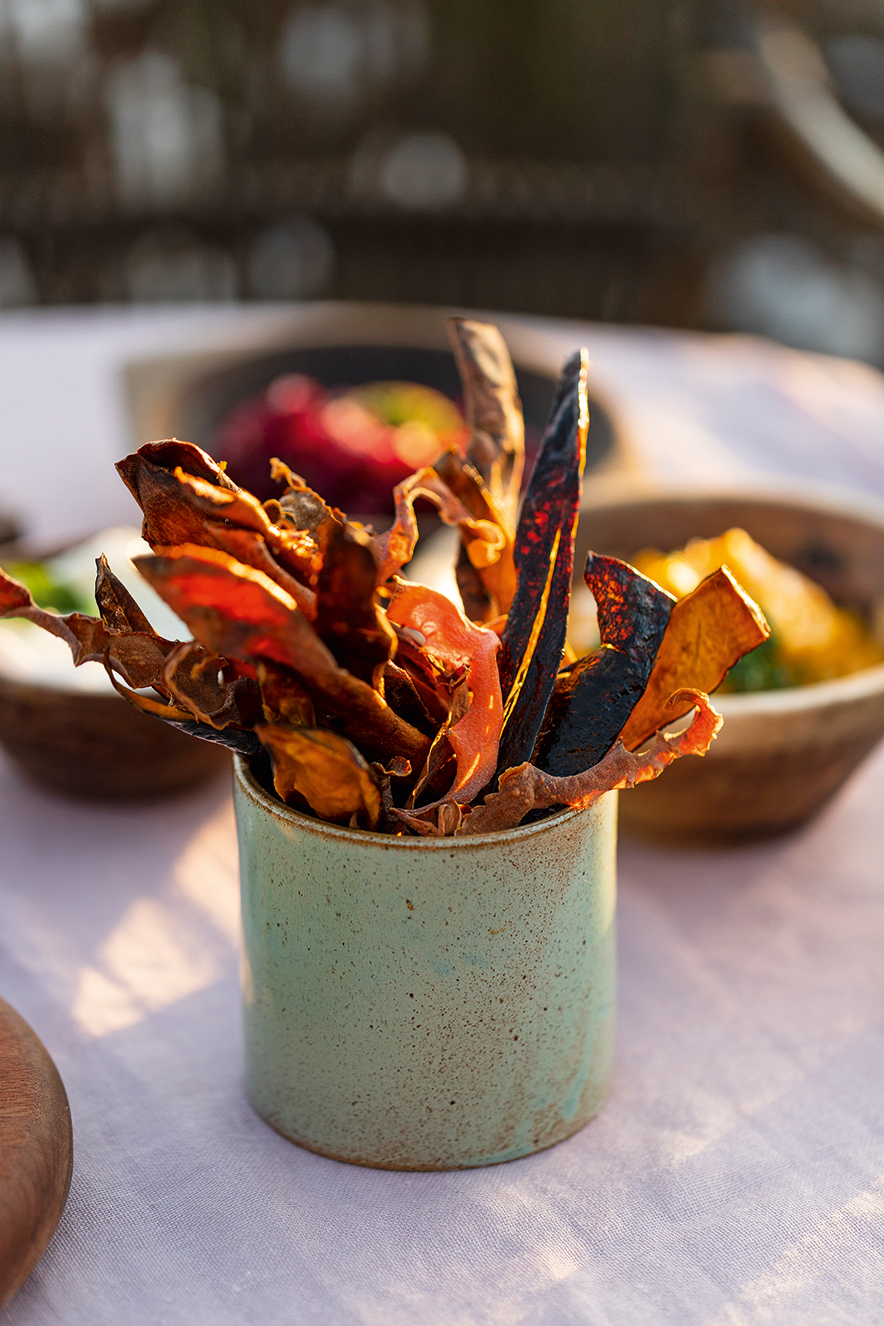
<box><xmin>632</xmin><ymin>528</ymin><xmax>883</xmax><ymax>690</ymax></box>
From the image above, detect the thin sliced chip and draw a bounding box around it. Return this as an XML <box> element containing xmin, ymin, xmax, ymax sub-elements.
<box><xmin>105</xmin><ymin>665</ymin><xmax>263</xmax><ymax>757</ymax></box>
<box><xmin>117</xmin><ymin>445</ymin><xmax>319</xmax><ymax>598</ymax></box>
<box><xmin>370</xmin><ymin>756</ymin><xmax>413</xmax><ymax>831</ymax></box>
<box><xmin>270</xmin><ymin>459</ymin><xmax>341</xmax><ymax>545</ymax></box>
<box><xmin>205</xmin><ymin>524</ymin><xmax>317</xmax><ymax>618</ymax></box>
<box><xmin>381</xmin><ymin>660</ymin><xmax>437</xmax><ymax>735</ymax></box>
<box><xmin>407</xmin><ymin>729</ymin><xmax>456</xmax><ymax>809</ymax></box>
<box><xmin>494</xmin><ymin>349</ymin><xmax>589</xmax><ymax>776</ymax></box>
<box><xmin>370</xmin><ymin>457</ymin><xmax>514</xmax><ymax>609</ymax></box>
<box><xmin>170</xmin><ymin>465</ymin><xmax>319</xmax><ymax>588</ymax></box>
<box><xmin>160</xmin><ymin>642</ymin><xmax>262</xmax><ymax>730</ymax></box>
<box><xmin>388</xmin><ymin>629</ymin><xmax>450</xmax><ymax>726</ymax></box>
<box><xmin>117</xmin><ymin>438</ymin><xmax>238</xmax><ymax>493</ymax></box>
<box><xmin>174</xmin><ymin>469</ymin><xmax>279</xmax><ymax>532</ymax></box>
<box><xmin>446</xmin><ymin>317</ymin><xmax>525</xmax><ymax>528</ymax></box>
<box><xmin>257</xmin><ymin>661</ymin><xmax>316</xmax><ymax>727</ymax></box>
<box><xmin>461</xmin><ymin>690</ymin><xmax>722</xmax><ymax>835</ymax></box>
<box><xmin>405</xmin><ymin>675</ymin><xmax>471</xmax><ymax>810</ymax></box>
<box><xmin>313</xmin><ymin>521</ymin><xmax>396</xmax><ymax>683</ymax></box>
<box><xmin>95</xmin><ymin>557</ymin><xmax>259</xmax><ymax>723</ymax></box>
<box><xmin>535</xmin><ymin>554</ymin><xmax>675</xmax><ymax>777</ymax></box>
<box><xmin>117</xmin><ymin>450</ymin><xmax>236</xmax><ymax>551</ymax></box>
<box><xmin>433</xmin><ymin>449</ymin><xmax>517</xmax><ymax>620</ymax></box>
<box><xmin>394</xmin><ymin>796</ymin><xmax>464</xmax><ymax>837</ymax></box>
<box><xmin>444</xmin><ymin>316</ymin><xmax>523</xmax><ymax>618</ymax></box>
<box><xmin>257</xmin><ymin>724</ymin><xmax>381</xmax><ymax>828</ymax></box>
<box><xmin>173</xmin><ymin>467</ymin><xmax>316</xmax><ymax>561</ymax></box>
<box><xmin>386</xmin><ymin>580</ymin><xmax>502</xmax><ymax>804</ymax></box>
<box><xmin>1</xmin><ymin>564</ymin><xmax>38</xmax><ymax>616</ymax></box>
<box><xmin>93</xmin><ymin>555</ymin><xmax>155</xmax><ymax>634</ymax></box>
<box><xmin>372</xmin><ymin>466</ymin><xmax>477</xmax><ymax>584</ymax></box>
<box><xmin>618</xmin><ymin>566</ymin><xmax>769</xmax><ymax>749</ymax></box>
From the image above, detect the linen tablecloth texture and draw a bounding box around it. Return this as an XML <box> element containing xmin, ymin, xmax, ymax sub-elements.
<box><xmin>1</xmin><ymin>309</ymin><xmax>883</xmax><ymax>1324</ymax></box>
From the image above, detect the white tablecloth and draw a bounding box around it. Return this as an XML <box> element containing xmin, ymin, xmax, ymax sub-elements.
<box><xmin>1</xmin><ymin>307</ymin><xmax>884</xmax><ymax>1324</ymax></box>
<box><xmin>2</xmin><ymin>748</ymin><xmax>883</xmax><ymax>1326</ymax></box>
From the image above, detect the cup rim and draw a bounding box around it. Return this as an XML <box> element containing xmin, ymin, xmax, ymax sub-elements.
<box><xmin>232</xmin><ymin>754</ymin><xmax>602</xmax><ymax>849</ymax></box>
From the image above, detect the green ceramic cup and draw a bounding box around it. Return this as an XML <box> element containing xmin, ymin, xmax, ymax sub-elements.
<box><xmin>233</xmin><ymin>757</ymin><xmax>617</xmax><ymax>1170</ymax></box>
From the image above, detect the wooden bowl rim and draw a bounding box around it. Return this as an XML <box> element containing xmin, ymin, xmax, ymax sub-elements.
<box><xmin>578</xmin><ymin>476</ymin><xmax>884</xmax><ymax>715</ymax></box>
<box><xmin>579</xmin><ymin>474</ymin><xmax>884</xmax><ymax>530</ymax></box>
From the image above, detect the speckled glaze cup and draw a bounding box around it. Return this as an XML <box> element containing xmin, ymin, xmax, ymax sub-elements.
<box><xmin>233</xmin><ymin>757</ymin><xmax>617</xmax><ymax>1170</ymax></box>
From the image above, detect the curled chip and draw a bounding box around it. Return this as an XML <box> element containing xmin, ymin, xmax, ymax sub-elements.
<box><xmin>620</xmin><ymin>566</ymin><xmax>769</xmax><ymax>750</ymax></box>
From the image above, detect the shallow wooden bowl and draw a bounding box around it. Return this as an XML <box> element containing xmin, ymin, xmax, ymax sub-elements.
<box><xmin>0</xmin><ymin>676</ymin><xmax>229</xmax><ymax>800</ymax></box>
<box><xmin>577</xmin><ymin>484</ymin><xmax>884</xmax><ymax>842</ymax></box>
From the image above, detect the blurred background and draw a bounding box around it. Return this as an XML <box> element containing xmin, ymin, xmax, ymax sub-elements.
<box><xmin>2</xmin><ymin>0</ymin><xmax>884</xmax><ymax>360</ymax></box>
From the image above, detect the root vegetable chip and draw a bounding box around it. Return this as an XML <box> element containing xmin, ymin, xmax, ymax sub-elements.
<box><xmin>433</xmin><ymin>449</ymin><xmax>517</xmax><ymax>622</ymax></box>
<box><xmin>371</xmin><ymin>463</ymin><xmax>509</xmax><ymax>594</ymax></box>
<box><xmin>1</xmin><ymin>557</ymin><xmax>176</xmax><ymax>691</ymax></box>
<box><xmin>619</xmin><ymin>567</ymin><xmax>769</xmax><ymax>750</ymax></box>
<box><xmin>116</xmin><ymin>441</ymin><xmax>239</xmax><ymax>550</ymax></box>
<box><xmin>268</xmin><ymin>460</ymin><xmax>341</xmax><ymax>545</ymax></box>
<box><xmin>119</xmin><ymin>438</ymin><xmax>237</xmax><ymax>490</ymax></box>
<box><xmin>200</xmin><ymin>524</ymin><xmax>317</xmax><ymax>618</ymax></box>
<box><xmin>170</xmin><ymin>468</ymin><xmax>319</xmax><ymax>597</ymax></box>
<box><xmin>535</xmin><ymin>554</ymin><xmax>674</xmax><ymax>777</ymax></box>
<box><xmin>2</xmin><ymin>555</ymin><xmax>264</xmax><ymax>752</ymax></box>
<box><xmin>256</xmin><ymin>724</ymin><xmax>382</xmax><ymax>828</ymax></box>
<box><xmin>257</xmin><ymin>661</ymin><xmax>316</xmax><ymax>728</ymax></box>
<box><xmin>386</xmin><ymin>580</ymin><xmax>502</xmax><ymax>805</ymax></box>
<box><xmin>381</xmin><ymin>660</ymin><xmax>438</xmax><ymax>735</ymax></box>
<box><xmin>313</xmin><ymin>521</ymin><xmax>396</xmax><ymax>684</ymax></box>
<box><xmin>160</xmin><ymin>642</ymin><xmax>262</xmax><ymax>732</ymax></box>
<box><xmin>106</xmin><ymin>668</ymin><xmax>264</xmax><ymax>758</ymax></box>
<box><xmin>118</xmin><ymin>443</ymin><xmax>319</xmax><ymax>603</ymax></box>
<box><xmin>0</xmin><ymin>565</ymin><xmax>32</xmax><ymax>617</ymax></box>
<box><xmin>446</xmin><ymin>317</ymin><xmax>524</xmax><ymax>527</ymax></box>
<box><xmin>443</xmin><ymin>317</ymin><xmax>523</xmax><ymax>618</ymax></box>
<box><xmin>494</xmin><ymin>349</ymin><xmax>589</xmax><ymax>777</ymax></box>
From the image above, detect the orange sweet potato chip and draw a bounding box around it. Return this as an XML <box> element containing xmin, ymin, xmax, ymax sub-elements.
<box><xmin>256</xmin><ymin>724</ymin><xmax>382</xmax><ymax>828</ymax></box>
<box><xmin>619</xmin><ymin>566</ymin><xmax>769</xmax><ymax>751</ymax></box>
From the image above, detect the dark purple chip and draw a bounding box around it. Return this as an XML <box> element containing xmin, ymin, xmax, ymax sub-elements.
<box><xmin>534</xmin><ymin>554</ymin><xmax>675</xmax><ymax>777</ymax></box>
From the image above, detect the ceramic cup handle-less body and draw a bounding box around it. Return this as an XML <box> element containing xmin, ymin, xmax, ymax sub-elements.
<box><xmin>234</xmin><ymin>758</ymin><xmax>617</xmax><ymax>1171</ymax></box>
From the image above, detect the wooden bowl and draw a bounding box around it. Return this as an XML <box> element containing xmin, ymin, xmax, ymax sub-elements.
<box><xmin>0</xmin><ymin>675</ymin><xmax>229</xmax><ymax>800</ymax></box>
<box><xmin>0</xmin><ymin>996</ymin><xmax>72</xmax><ymax>1308</ymax></box>
<box><xmin>576</xmin><ymin>483</ymin><xmax>884</xmax><ymax>842</ymax></box>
